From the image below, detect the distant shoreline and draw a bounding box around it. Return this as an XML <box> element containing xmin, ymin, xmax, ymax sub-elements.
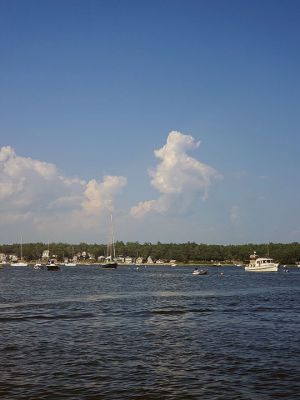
<box><xmin>3</xmin><ymin>262</ymin><xmax>242</xmax><ymax>267</ymax></box>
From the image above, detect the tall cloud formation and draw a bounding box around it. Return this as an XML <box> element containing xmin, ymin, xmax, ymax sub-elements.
<box><xmin>0</xmin><ymin>146</ymin><xmax>127</xmax><ymax>233</ymax></box>
<box><xmin>131</xmin><ymin>131</ymin><xmax>221</xmax><ymax>218</ymax></box>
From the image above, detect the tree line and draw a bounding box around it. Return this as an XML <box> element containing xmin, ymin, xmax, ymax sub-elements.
<box><xmin>1</xmin><ymin>241</ymin><xmax>300</xmax><ymax>264</ymax></box>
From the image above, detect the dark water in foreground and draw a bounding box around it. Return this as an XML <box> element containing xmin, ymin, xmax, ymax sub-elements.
<box><xmin>0</xmin><ymin>265</ymin><xmax>299</xmax><ymax>400</ymax></box>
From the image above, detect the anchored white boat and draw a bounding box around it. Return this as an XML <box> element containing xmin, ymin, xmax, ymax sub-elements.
<box><xmin>245</xmin><ymin>251</ymin><xmax>279</xmax><ymax>272</ymax></box>
<box><xmin>10</xmin><ymin>237</ymin><xmax>28</xmax><ymax>266</ymax></box>
<box><xmin>192</xmin><ymin>268</ymin><xmax>208</xmax><ymax>275</ymax></box>
<box><xmin>101</xmin><ymin>214</ymin><xmax>118</xmax><ymax>269</ymax></box>
<box><xmin>11</xmin><ymin>261</ymin><xmax>28</xmax><ymax>267</ymax></box>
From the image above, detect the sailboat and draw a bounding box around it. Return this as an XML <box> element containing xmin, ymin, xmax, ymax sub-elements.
<box><xmin>101</xmin><ymin>214</ymin><xmax>118</xmax><ymax>269</ymax></box>
<box><xmin>10</xmin><ymin>237</ymin><xmax>28</xmax><ymax>266</ymax></box>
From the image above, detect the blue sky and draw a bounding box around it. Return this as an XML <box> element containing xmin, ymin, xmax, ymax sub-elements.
<box><xmin>0</xmin><ymin>0</ymin><xmax>299</xmax><ymax>244</ymax></box>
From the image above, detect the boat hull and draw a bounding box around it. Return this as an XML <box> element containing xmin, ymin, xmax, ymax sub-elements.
<box><xmin>245</xmin><ymin>265</ymin><xmax>278</xmax><ymax>272</ymax></box>
<box><xmin>47</xmin><ymin>264</ymin><xmax>60</xmax><ymax>271</ymax></box>
<box><xmin>10</xmin><ymin>262</ymin><xmax>28</xmax><ymax>267</ymax></box>
<box><xmin>102</xmin><ymin>262</ymin><xmax>118</xmax><ymax>269</ymax></box>
<box><xmin>192</xmin><ymin>269</ymin><xmax>208</xmax><ymax>275</ymax></box>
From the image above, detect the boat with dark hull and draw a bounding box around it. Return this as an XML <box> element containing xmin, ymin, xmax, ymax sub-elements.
<box><xmin>102</xmin><ymin>262</ymin><xmax>118</xmax><ymax>269</ymax></box>
<box><xmin>46</xmin><ymin>259</ymin><xmax>60</xmax><ymax>271</ymax></box>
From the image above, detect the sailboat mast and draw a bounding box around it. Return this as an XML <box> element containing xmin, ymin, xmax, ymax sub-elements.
<box><xmin>20</xmin><ymin>236</ymin><xmax>23</xmax><ymax>260</ymax></box>
<box><xmin>111</xmin><ymin>213</ymin><xmax>116</xmax><ymax>260</ymax></box>
<box><xmin>101</xmin><ymin>212</ymin><xmax>118</xmax><ymax>268</ymax></box>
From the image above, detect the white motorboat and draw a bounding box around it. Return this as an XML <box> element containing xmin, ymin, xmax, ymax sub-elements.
<box><xmin>46</xmin><ymin>259</ymin><xmax>60</xmax><ymax>271</ymax></box>
<box><xmin>192</xmin><ymin>268</ymin><xmax>208</xmax><ymax>275</ymax></box>
<box><xmin>245</xmin><ymin>251</ymin><xmax>279</xmax><ymax>272</ymax></box>
<box><xmin>10</xmin><ymin>261</ymin><xmax>28</xmax><ymax>267</ymax></box>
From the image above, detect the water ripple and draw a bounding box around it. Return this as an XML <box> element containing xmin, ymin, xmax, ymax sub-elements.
<box><xmin>0</xmin><ymin>265</ymin><xmax>299</xmax><ymax>399</ymax></box>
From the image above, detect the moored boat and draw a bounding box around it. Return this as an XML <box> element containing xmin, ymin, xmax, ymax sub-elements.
<box><xmin>10</xmin><ymin>261</ymin><xmax>28</xmax><ymax>267</ymax></box>
<box><xmin>192</xmin><ymin>268</ymin><xmax>208</xmax><ymax>275</ymax></box>
<box><xmin>46</xmin><ymin>259</ymin><xmax>60</xmax><ymax>271</ymax></box>
<box><xmin>245</xmin><ymin>251</ymin><xmax>278</xmax><ymax>272</ymax></box>
<box><xmin>101</xmin><ymin>214</ymin><xmax>118</xmax><ymax>269</ymax></box>
<box><xmin>102</xmin><ymin>261</ymin><xmax>118</xmax><ymax>269</ymax></box>
<box><xmin>10</xmin><ymin>237</ymin><xmax>28</xmax><ymax>266</ymax></box>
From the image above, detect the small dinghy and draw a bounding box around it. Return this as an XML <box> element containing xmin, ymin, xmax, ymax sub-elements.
<box><xmin>192</xmin><ymin>268</ymin><xmax>208</xmax><ymax>275</ymax></box>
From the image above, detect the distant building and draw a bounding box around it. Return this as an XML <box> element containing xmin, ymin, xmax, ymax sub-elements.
<box><xmin>147</xmin><ymin>256</ymin><xmax>154</xmax><ymax>264</ymax></box>
<box><xmin>125</xmin><ymin>257</ymin><xmax>133</xmax><ymax>264</ymax></box>
<box><xmin>42</xmin><ymin>250</ymin><xmax>49</xmax><ymax>259</ymax></box>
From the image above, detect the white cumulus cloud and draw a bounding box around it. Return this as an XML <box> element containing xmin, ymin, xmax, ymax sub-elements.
<box><xmin>0</xmin><ymin>146</ymin><xmax>127</xmax><ymax>237</ymax></box>
<box><xmin>131</xmin><ymin>131</ymin><xmax>222</xmax><ymax>218</ymax></box>
<box><xmin>82</xmin><ymin>176</ymin><xmax>127</xmax><ymax>215</ymax></box>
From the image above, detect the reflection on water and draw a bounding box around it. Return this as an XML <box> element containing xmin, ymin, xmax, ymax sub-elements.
<box><xmin>0</xmin><ymin>265</ymin><xmax>299</xmax><ymax>399</ymax></box>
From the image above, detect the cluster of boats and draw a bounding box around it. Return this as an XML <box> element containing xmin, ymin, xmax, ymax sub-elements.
<box><xmin>28</xmin><ymin>260</ymin><xmax>61</xmax><ymax>270</ymax></box>
<box><xmin>3</xmin><ymin>259</ymin><xmax>76</xmax><ymax>270</ymax></box>
<box><xmin>2</xmin><ymin>259</ymin><xmax>118</xmax><ymax>271</ymax></box>
<box><xmin>1</xmin><ymin>243</ymin><xmax>298</xmax><ymax>273</ymax></box>
<box><xmin>5</xmin><ymin>219</ymin><xmax>296</xmax><ymax>274</ymax></box>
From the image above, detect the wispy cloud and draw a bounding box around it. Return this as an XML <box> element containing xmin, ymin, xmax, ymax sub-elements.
<box><xmin>131</xmin><ymin>131</ymin><xmax>222</xmax><ymax>218</ymax></box>
<box><xmin>0</xmin><ymin>146</ymin><xmax>127</xmax><ymax>235</ymax></box>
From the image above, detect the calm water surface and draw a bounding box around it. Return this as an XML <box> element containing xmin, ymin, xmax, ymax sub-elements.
<box><xmin>0</xmin><ymin>265</ymin><xmax>299</xmax><ymax>399</ymax></box>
